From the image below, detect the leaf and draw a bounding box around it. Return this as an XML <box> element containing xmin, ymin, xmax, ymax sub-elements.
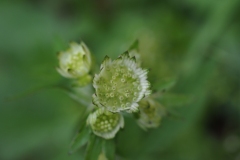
<box><xmin>165</xmin><ymin>108</ymin><xmax>185</xmax><ymax>121</ymax></box>
<box><xmin>102</xmin><ymin>139</ymin><xmax>115</xmax><ymax>160</ymax></box>
<box><xmin>153</xmin><ymin>78</ymin><xmax>176</xmax><ymax>92</ymax></box>
<box><xmin>158</xmin><ymin>93</ymin><xmax>192</xmax><ymax>108</ymax></box>
<box><xmin>4</xmin><ymin>83</ymin><xmax>59</xmax><ymax>102</ymax></box>
<box><xmin>85</xmin><ymin>135</ymin><xmax>103</xmax><ymax>160</ymax></box>
<box><xmin>69</xmin><ymin>126</ymin><xmax>91</xmax><ymax>154</ymax></box>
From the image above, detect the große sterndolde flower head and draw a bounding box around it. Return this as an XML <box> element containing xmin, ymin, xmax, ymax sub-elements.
<box><xmin>93</xmin><ymin>52</ymin><xmax>151</xmax><ymax>113</ymax></box>
<box><xmin>87</xmin><ymin>109</ymin><xmax>124</xmax><ymax>139</ymax></box>
<box><xmin>57</xmin><ymin>42</ymin><xmax>92</xmax><ymax>79</ymax></box>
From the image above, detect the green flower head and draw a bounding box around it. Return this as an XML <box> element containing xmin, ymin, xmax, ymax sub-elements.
<box><xmin>57</xmin><ymin>42</ymin><xmax>92</xmax><ymax>79</ymax></box>
<box><xmin>92</xmin><ymin>52</ymin><xmax>151</xmax><ymax>112</ymax></box>
<box><xmin>87</xmin><ymin>109</ymin><xmax>124</xmax><ymax>139</ymax></box>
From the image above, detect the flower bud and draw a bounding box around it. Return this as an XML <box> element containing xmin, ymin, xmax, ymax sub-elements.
<box><xmin>92</xmin><ymin>52</ymin><xmax>151</xmax><ymax>112</ymax></box>
<box><xmin>137</xmin><ymin>98</ymin><xmax>166</xmax><ymax>130</ymax></box>
<box><xmin>87</xmin><ymin>109</ymin><xmax>124</xmax><ymax>139</ymax></box>
<box><xmin>57</xmin><ymin>42</ymin><xmax>92</xmax><ymax>79</ymax></box>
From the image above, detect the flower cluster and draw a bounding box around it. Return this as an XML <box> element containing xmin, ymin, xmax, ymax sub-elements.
<box><xmin>88</xmin><ymin>51</ymin><xmax>152</xmax><ymax>138</ymax></box>
<box><xmin>56</xmin><ymin>40</ymin><xmax>169</xmax><ymax>159</ymax></box>
<box><xmin>56</xmin><ymin>41</ymin><xmax>156</xmax><ymax>139</ymax></box>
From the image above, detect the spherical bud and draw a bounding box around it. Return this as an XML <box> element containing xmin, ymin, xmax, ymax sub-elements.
<box><xmin>137</xmin><ymin>98</ymin><xmax>166</xmax><ymax>130</ymax></box>
<box><xmin>87</xmin><ymin>109</ymin><xmax>124</xmax><ymax>139</ymax></box>
<box><xmin>57</xmin><ymin>42</ymin><xmax>92</xmax><ymax>79</ymax></box>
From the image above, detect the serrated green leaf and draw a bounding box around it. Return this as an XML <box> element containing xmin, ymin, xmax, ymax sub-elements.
<box><xmin>85</xmin><ymin>135</ymin><xmax>103</xmax><ymax>160</ymax></box>
<box><xmin>69</xmin><ymin>126</ymin><xmax>90</xmax><ymax>154</ymax></box>
<box><xmin>102</xmin><ymin>139</ymin><xmax>115</xmax><ymax>160</ymax></box>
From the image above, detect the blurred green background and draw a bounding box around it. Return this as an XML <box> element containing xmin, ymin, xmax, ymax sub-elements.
<box><xmin>1</xmin><ymin>0</ymin><xmax>240</xmax><ymax>160</ymax></box>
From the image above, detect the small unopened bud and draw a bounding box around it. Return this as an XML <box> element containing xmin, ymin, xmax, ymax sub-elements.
<box><xmin>137</xmin><ymin>98</ymin><xmax>166</xmax><ymax>130</ymax></box>
<box><xmin>87</xmin><ymin>109</ymin><xmax>124</xmax><ymax>139</ymax></box>
<box><xmin>57</xmin><ymin>42</ymin><xmax>92</xmax><ymax>79</ymax></box>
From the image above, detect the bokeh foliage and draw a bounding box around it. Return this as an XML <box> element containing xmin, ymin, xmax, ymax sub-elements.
<box><xmin>0</xmin><ymin>0</ymin><xmax>240</xmax><ymax>160</ymax></box>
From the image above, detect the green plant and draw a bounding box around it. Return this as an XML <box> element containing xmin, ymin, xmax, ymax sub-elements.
<box><xmin>57</xmin><ymin>41</ymin><xmax>168</xmax><ymax>160</ymax></box>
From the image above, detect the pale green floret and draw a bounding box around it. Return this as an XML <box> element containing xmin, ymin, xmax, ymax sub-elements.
<box><xmin>57</xmin><ymin>42</ymin><xmax>92</xmax><ymax>79</ymax></box>
<box><xmin>87</xmin><ymin>109</ymin><xmax>124</xmax><ymax>139</ymax></box>
<box><xmin>137</xmin><ymin>98</ymin><xmax>166</xmax><ymax>130</ymax></box>
<box><xmin>93</xmin><ymin>52</ymin><xmax>151</xmax><ymax>112</ymax></box>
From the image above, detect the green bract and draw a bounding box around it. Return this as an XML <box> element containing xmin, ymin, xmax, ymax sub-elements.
<box><xmin>93</xmin><ymin>52</ymin><xmax>151</xmax><ymax>112</ymax></box>
<box><xmin>129</xmin><ymin>49</ymin><xmax>141</xmax><ymax>67</ymax></box>
<box><xmin>87</xmin><ymin>109</ymin><xmax>124</xmax><ymax>139</ymax></box>
<box><xmin>57</xmin><ymin>42</ymin><xmax>92</xmax><ymax>79</ymax></box>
